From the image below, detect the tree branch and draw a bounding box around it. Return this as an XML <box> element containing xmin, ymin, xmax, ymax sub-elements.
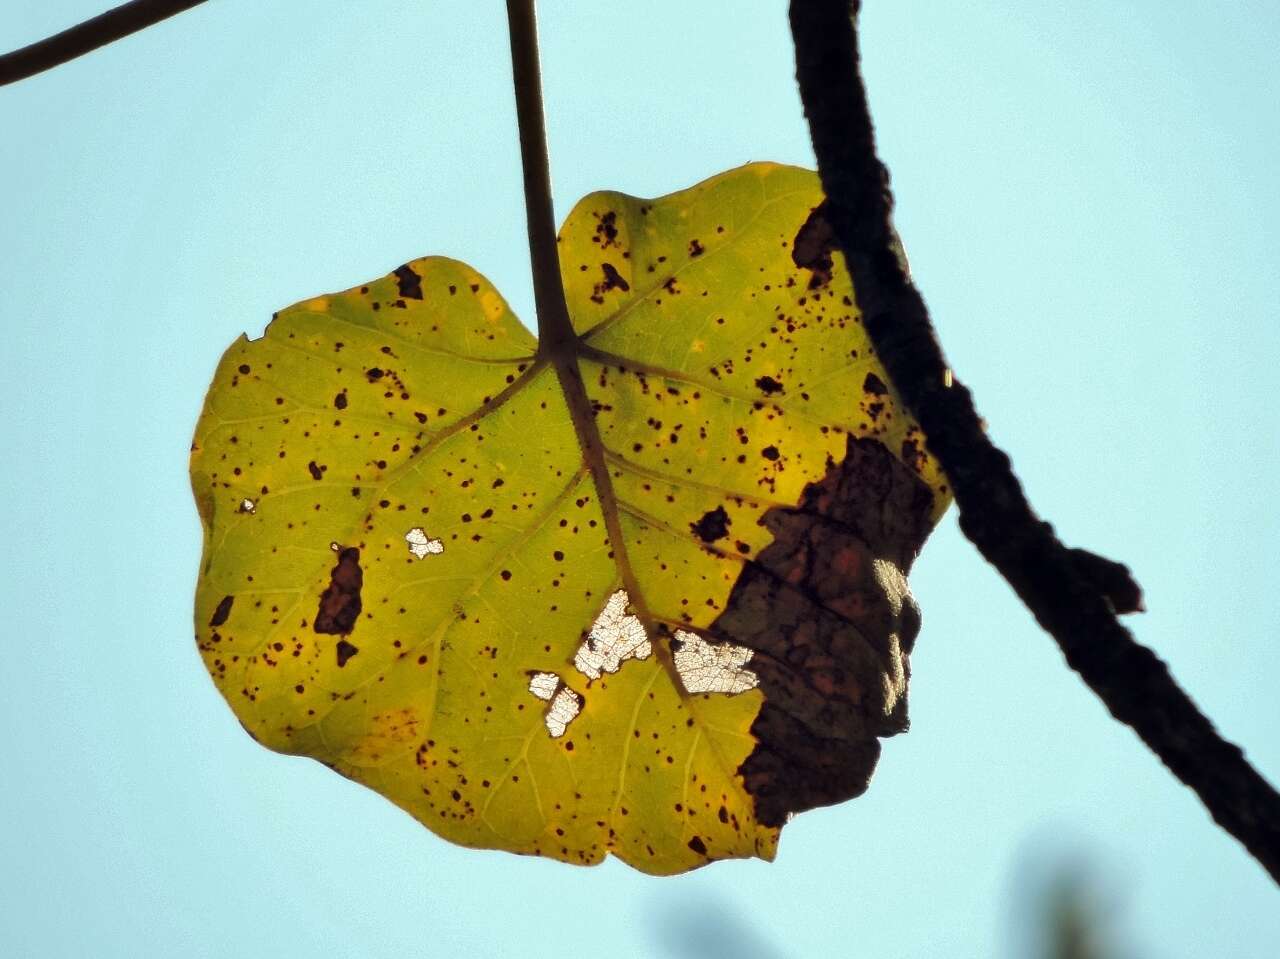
<box><xmin>789</xmin><ymin>0</ymin><xmax>1280</xmax><ymax>885</ymax></box>
<box><xmin>0</xmin><ymin>0</ymin><xmax>207</xmax><ymax>87</ymax></box>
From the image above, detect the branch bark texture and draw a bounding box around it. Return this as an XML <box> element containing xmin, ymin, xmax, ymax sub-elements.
<box><xmin>0</xmin><ymin>0</ymin><xmax>207</xmax><ymax>87</ymax></box>
<box><xmin>789</xmin><ymin>0</ymin><xmax>1280</xmax><ymax>885</ymax></box>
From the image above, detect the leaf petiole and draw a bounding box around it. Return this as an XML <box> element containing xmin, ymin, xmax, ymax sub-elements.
<box><xmin>505</xmin><ymin>0</ymin><xmax>577</xmax><ymax>358</ymax></box>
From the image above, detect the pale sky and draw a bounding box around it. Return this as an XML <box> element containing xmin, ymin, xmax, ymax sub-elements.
<box><xmin>2</xmin><ymin>2</ymin><xmax>1278</xmax><ymax>956</ymax></box>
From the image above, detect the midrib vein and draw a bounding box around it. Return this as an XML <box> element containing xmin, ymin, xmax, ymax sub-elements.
<box><xmin>553</xmin><ymin>349</ymin><xmax>699</xmax><ymax>681</ymax></box>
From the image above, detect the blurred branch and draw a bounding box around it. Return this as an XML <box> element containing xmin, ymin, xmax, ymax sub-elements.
<box><xmin>788</xmin><ymin>0</ymin><xmax>1280</xmax><ymax>885</ymax></box>
<box><xmin>1045</xmin><ymin>871</ymin><xmax>1113</xmax><ymax>959</ymax></box>
<box><xmin>0</xmin><ymin>0</ymin><xmax>207</xmax><ymax>87</ymax></box>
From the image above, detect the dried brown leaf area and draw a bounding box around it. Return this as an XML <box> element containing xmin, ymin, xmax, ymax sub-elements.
<box><xmin>190</xmin><ymin>163</ymin><xmax>949</xmax><ymax>875</ymax></box>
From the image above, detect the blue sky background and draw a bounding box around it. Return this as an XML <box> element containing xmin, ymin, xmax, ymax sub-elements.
<box><xmin>2</xmin><ymin>1</ymin><xmax>1278</xmax><ymax>956</ymax></box>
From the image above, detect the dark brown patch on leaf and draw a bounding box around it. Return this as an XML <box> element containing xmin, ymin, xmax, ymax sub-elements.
<box><xmin>792</xmin><ymin>202</ymin><xmax>837</xmax><ymax>289</ymax></box>
<box><xmin>590</xmin><ymin>262</ymin><xmax>630</xmax><ymax>304</ymax></box>
<box><xmin>315</xmin><ymin>547</ymin><xmax>363</xmax><ymax>636</ymax></box>
<box><xmin>595</xmin><ymin>210</ymin><xmax>619</xmax><ymax>248</ymax></box>
<box><xmin>393</xmin><ymin>264</ymin><xmax>423</xmax><ymax>300</ymax></box>
<box><xmin>336</xmin><ymin>639</ymin><xmax>359</xmax><ymax>667</ymax></box>
<box><xmin>307</xmin><ymin>460</ymin><xmax>324</xmax><ymax>481</ymax></box>
<box><xmin>690</xmin><ymin>506</ymin><xmax>731</xmax><ymax>544</ymax></box>
<box><xmin>862</xmin><ymin>372</ymin><xmax>888</xmax><ymax>396</ymax></box>
<box><xmin>710</xmin><ymin>436</ymin><xmax>934</xmax><ymax>827</ymax></box>
<box><xmin>209</xmin><ymin>595</ymin><xmax>234</xmax><ymax>628</ymax></box>
<box><xmin>901</xmin><ymin>437</ymin><xmax>925</xmax><ymax>473</ymax></box>
<box><xmin>755</xmin><ymin>375</ymin><xmax>784</xmax><ymax>395</ymax></box>
<box><xmin>334</xmin><ymin>391</ymin><xmax>348</xmax><ymax>410</ymax></box>
<box><xmin>687</xmin><ymin>836</ymin><xmax>708</xmax><ymax>856</ymax></box>
<box><xmin>601</xmin><ymin>262</ymin><xmax>629</xmax><ymax>292</ymax></box>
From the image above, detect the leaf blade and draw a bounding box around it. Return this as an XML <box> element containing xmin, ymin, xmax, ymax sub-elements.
<box><xmin>191</xmin><ymin>163</ymin><xmax>949</xmax><ymax>875</ymax></box>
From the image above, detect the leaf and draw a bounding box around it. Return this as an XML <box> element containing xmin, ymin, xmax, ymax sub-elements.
<box><xmin>190</xmin><ymin>163</ymin><xmax>950</xmax><ymax>875</ymax></box>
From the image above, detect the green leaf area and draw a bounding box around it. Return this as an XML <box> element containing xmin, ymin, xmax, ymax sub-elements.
<box><xmin>191</xmin><ymin>163</ymin><xmax>950</xmax><ymax>875</ymax></box>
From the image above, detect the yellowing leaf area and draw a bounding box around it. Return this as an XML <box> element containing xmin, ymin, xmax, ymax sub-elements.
<box><xmin>190</xmin><ymin>163</ymin><xmax>950</xmax><ymax>875</ymax></box>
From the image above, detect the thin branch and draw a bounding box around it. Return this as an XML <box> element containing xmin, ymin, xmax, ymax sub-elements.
<box><xmin>0</xmin><ymin>0</ymin><xmax>207</xmax><ymax>87</ymax></box>
<box><xmin>505</xmin><ymin>0</ymin><xmax>575</xmax><ymax>355</ymax></box>
<box><xmin>789</xmin><ymin>0</ymin><xmax>1280</xmax><ymax>885</ymax></box>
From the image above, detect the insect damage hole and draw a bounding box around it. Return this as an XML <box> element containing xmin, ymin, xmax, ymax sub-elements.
<box><xmin>671</xmin><ymin>630</ymin><xmax>758</xmax><ymax>695</ymax></box>
<box><xmin>405</xmin><ymin>527</ymin><xmax>444</xmax><ymax>559</ymax></box>
<box><xmin>527</xmin><ymin>671</ymin><xmax>583</xmax><ymax>738</ymax></box>
<box><xmin>573</xmin><ymin>589</ymin><xmax>651</xmax><ymax>680</ymax></box>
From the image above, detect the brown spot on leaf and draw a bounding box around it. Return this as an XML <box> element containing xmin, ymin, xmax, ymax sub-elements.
<box><xmin>755</xmin><ymin>375</ymin><xmax>784</xmax><ymax>396</ymax></box>
<box><xmin>862</xmin><ymin>372</ymin><xmax>888</xmax><ymax>396</ymax></box>
<box><xmin>690</xmin><ymin>506</ymin><xmax>731</xmax><ymax>544</ymax></box>
<box><xmin>792</xmin><ymin>202</ymin><xmax>836</xmax><ymax>289</ymax></box>
<box><xmin>209</xmin><ymin>595</ymin><xmax>234</xmax><ymax>628</ymax></box>
<box><xmin>336</xmin><ymin>639</ymin><xmax>359</xmax><ymax>667</ymax></box>
<box><xmin>334</xmin><ymin>391</ymin><xmax>348</xmax><ymax>410</ymax></box>
<box><xmin>315</xmin><ymin>547</ymin><xmax>363</xmax><ymax>636</ymax></box>
<box><xmin>901</xmin><ymin>437</ymin><xmax>925</xmax><ymax>473</ymax></box>
<box><xmin>687</xmin><ymin>836</ymin><xmax>708</xmax><ymax>856</ymax></box>
<box><xmin>595</xmin><ymin>210</ymin><xmax>619</xmax><ymax>248</ymax></box>
<box><xmin>601</xmin><ymin>262</ymin><xmax>629</xmax><ymax>292</ymax></box>
<box><xmin>393</xmin><ymin>264</ymin><xmax>423</xmax><ymax>300</ymax></box>
<box><xmin>590</xmin><ymin>262</ymin><xmax>630</xmax><ymax>304</ymax></box>
<box><xmin>307</xmin><ymin>460</ymin><xmax>324</xmax><ymax>481</ymax></box>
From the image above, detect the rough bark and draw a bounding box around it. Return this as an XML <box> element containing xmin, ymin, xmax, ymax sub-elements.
<box><xmin>789</xmin><ymin>0</ymin><xmax>1280</xmax><ymax>885</ymax></box>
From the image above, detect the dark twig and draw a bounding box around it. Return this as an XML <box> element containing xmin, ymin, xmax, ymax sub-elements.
<box><xmin>0</xmin><ymin>0</ymin><xmax>207</xmax><ymax>87</ymax></box>
<box><xmin>789</xmin><ymin>0</ymin><xmax>1280</xmax><ymax>884</ymax></box>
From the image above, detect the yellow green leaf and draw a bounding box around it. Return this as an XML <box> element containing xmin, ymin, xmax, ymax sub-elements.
<box><xmin>190</xmin><ymin>162</ymin><xmax>950</xmax><ymax>876</ymax></box>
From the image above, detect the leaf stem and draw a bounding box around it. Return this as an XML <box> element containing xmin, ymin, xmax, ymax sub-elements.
<box><xmin>502</xmin><ymin>0</ymin><xmax>681</xmax><ymax>684</ymax></box>
<box><xmin>505</xmin><ymin>0</ymin><xmax>576</xmax><ymax>357</ymax></box>
<box><xmin>789</xmin><ymin>0</ymin><xmax>1280</xmax><ymax>884</ymax></box>
<box><xmin>0</xmin><ymin>0</ymin><xmax>207</xmax><ymax>87</ymax></box>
